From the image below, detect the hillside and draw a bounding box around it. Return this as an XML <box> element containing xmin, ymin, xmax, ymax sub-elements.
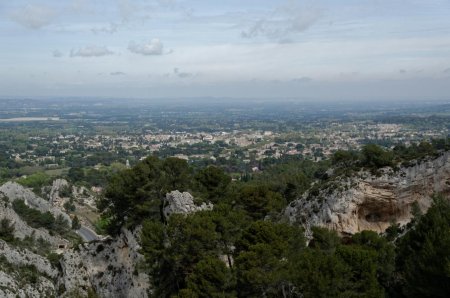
<box><xmin>0</xmin><ymin>182</ymin><xmax>147</xmax><ymax>297</ymax></box>
<box><xmin>0</xmin><ymin>144</ymin><xmax>449</xmax><ymax>297</ymax></box>
<box><xmin>285</xmin><ymin>151</ymin><xmax>450</xmax><ymax>235</ymax></box>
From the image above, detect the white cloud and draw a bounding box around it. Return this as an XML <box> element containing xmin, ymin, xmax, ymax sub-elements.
<box><xmin>242</xmin><ymin>1</ymin><xmax>321</xmax><ymax>40</ymax></box>
<box><xmin>70</xmin><ymin>0</ymin><xmax>90</xmax><ymax>13</ymax></box>
<box><xmin>11</xmin><ymin>4</ymin><xmax>57</xmax><ymax>29</ymax></box>
<box><xmin>70</xmin><ymin>46</ymin><xmax>114</xmax><ymax>57</ymax></box>
<box><xmin>128</xmin><ymin>39</ymin><xmax>164</xmax><ymax>55</ymax></box>
<box><xmin>292</xmin><ymin>77</ymin><xmax>312</xmax><ymax>83</ymax></box>
<box><xmin>173</xmin><ymin>68</ymin><xmax>195</xmax><ymax>78</ymax></box>
<box><xmin>91</xmin><ymin>23</ymin><xmax>119</xmax><ymax>34</ymax></box>
<box><xmin>110</xmin><ymin>71</ymin><xmax>126</xmax><ymax>76</ymax></box>
<box><xmin>52</xmin><ymin>50</ymin><xmax>63</xmax><ymax>58</ymax></box>
<box><xmin>118</xmin><ymin>0</ymin><xmax>136</xmax><ymax>22</ymax></box>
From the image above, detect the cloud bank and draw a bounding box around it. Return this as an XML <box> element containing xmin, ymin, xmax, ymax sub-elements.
<box><xmin>11</xmin><ymin>4</ymin><xmax>57</xmax><ymax>29</ymax></box>
<box><xmin>70</xmin><ymin>46</ymin><xmax>114</xmax><ymax>57</ymax></box>
<box><xmin>52</xmin><ymin>50</ymin><xmax>63</xmax><ymax>58</ymax></box>
<box><xmin>242</xmin><ymin>1</ymin><xmax>321</xmax><ymax>40</ymax></box>
<box><xmin>128</xmin><ymin>39</ymin><xmax>164</xmax><ymax>55</ymax></box>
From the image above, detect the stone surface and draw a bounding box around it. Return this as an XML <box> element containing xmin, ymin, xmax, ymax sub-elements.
<box><xmin>59</xmin><ymin>227</ymin><xmax>149</xmax><ymax>298</ymax></box>
<box><xmin>163</xmin><ymin>190</ymin><xmax>213</xmax><ymax>220</ymax></box>
<box><xmin>49</xmin><ymin>178</ymin><xmax>70</xmax><ymax>205</ymax></box>
<box><xmin>72</xmin><ymin>185</ymin><xmax>97</xmax><ymax>209</ymax></box>
<box><xmin>284</xmin><ymin>152</ymin><xmax>450</xmax><ymax>235</ymax></box>
<box><xmin>1</xmin><ymin>181</ymin><xmax>149</xmax><ymax>297</ymax></box>
<box><xmin>0</xmin><ymin>270</ymin><xmax>55</xmax><ymax>298</ymax></box>
<box><xmin>0</xmin><ymin>240</ymin><xmax>57</xmax><ymax>298</ymax></box>
<box><xmin>0</xmin><ymin>198</ymin><xmax>69</xmax><ymax>247</ymax></box>
<box><xmin>0</xmin><ymin>240</ymin><xmax>58</xmax><ymax>279</ymax></box>
<box><xmin>0</xmin><ymin>182</ymin><xmax>72</xmax><ymax>225</ymax></box>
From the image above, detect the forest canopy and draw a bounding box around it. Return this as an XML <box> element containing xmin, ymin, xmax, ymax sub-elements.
<box><xmin>97</xmin><ymin>142</ymin><xmax>450</xmax><ymax>297</ymax></box>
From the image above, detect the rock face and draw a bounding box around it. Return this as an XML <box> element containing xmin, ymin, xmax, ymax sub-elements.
<box><xmin>0</xmin><ymin>267</ymin><xmax>56</xmax><ymax>298</ymax></box>
<box><xmin>0</xmin><ymin>228</ymin><xmax>148</xmax><ymax>298</ymax></box>
<box><xmin>0</xmin><ymin>240</ymin><xmax>58</xmax><ymax>279</ymax></box>
<box><xmin>284</xmin><ymin>152</ymin><xmax>450</xmax><ymax>235</ymax></box>
<box><xmin>1</xmin><ymin>181</ymin><xmax>149</xmax><ymax>298</ymax></box>
<box><xmin>60</xmin><ymin>228</ymin><xmax>149</xmax><ymax>298</ymax></box>
<box><xmin>0</xmin><ymin>182</ymin><xmax>72</xmax><ymax>225</ymax></box>
<box><xmin>49</xmin><ymin>179</ymin><xmax>70</xmax><ymax>205</ymax></box>
<box><xmin>163</xmin><ymin>190</ymin><xmax>213</xmax><ymax>220</ymax></box>
<box><xmin>72</xmin><ymin>185</ymin><xmax>97</xmax><ymax>209</ymax></box>
<box><xmin>0</xmin><ymin>196</ymin><xmax>69</xmax><ymax>247</ymax></box>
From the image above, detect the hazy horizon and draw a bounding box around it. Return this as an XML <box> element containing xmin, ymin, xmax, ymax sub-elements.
<box><xmin>1</xmin><ymin>0</ymin><xmax>450</xmax><ymax>101</ymax></box>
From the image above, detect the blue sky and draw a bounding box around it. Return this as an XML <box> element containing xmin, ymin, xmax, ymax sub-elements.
<box><xmin>1</xmin><ymin>0</ymin><xmax>450</xmax><ymax>100</ymax></box>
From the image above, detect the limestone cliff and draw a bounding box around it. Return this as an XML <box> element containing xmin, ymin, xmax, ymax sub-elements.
<box><xmin>0</xmin><ymin>182</ymin><xmax>72</xmax><ymax>225</ymax></box>
<box><xmin>0</xmin><ymin>182</ymin><xmax>148</xmax><ymax>298</ymax></box>
<box><xmin>284</xmin><ymin>151</ymin><xmax>450</xmax><ymax>235</ymax></box>
<box><xmin>59</xmin><ymin>228</ymin><xmax>149</xmax><ymax>298</ymax></box>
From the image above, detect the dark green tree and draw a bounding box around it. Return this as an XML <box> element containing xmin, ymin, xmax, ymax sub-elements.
<box><xmin>289</xmin><ymin>249</ymin><xmax>353</xmax><ymax>298</ymax></box>
<box><xmin>144</xmin><ymin>213</ymin><xmax>219</xmax><ymax>298</ymax></box>
<box><xmin>184</xmin><ymin>256</ymin><xmax>236</xmax><ymax>298</ymax></box>
<box><xmin>235</xmin><ymin>221</ymin><xmax>305</xmax><ymax>297</ymax></box>
<box><xmin>194</xmin><ymin>166</ymin><xmax>231</xmax><ymax>203</ymax></box>
<box><xmin>236</xmin><ymin>185</ymin><xmax>285</xmax><ymax>220</ymax></box>
<box><xmin>361</xmin><ymin>144</ymin><xmax>394</xmax><ymax>169</ymax></box>
<box><xmin>0</xmin><ymin>218</ymin><xmax>15</xmax><ymax>242</ymax></box>
<box><xmin>396</xmin><ymin>195</ymin><xmax>450</xmax><ymax>297</ymax></box>
<box><xmin>71</xmin><ymin>215</ymin><xmax>81</xmax><ymax>230</ymax></box>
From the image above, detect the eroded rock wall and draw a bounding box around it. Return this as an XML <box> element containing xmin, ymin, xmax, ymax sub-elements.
<box><xmin>59</xmin><ymin>228</ymin><xmax>149</xmax><ymax>298</ymax></box>
<box><xmin>284</xmin><ymin>152</ymin><xmax>450</xmax><ymax>235</ymax></box>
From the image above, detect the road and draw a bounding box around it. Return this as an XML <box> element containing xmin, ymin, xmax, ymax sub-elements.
<box><xmin>76</xmin><ymin>226</ymin><xmax>99</xmax><ymax>242</ymax></box>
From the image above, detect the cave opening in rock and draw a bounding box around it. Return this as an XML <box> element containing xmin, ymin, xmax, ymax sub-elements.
<box><xmin>358</xmin><ymin>198</ymin><xmax>400</xmax><ymax>223</ymax></box>
<box><xmin>365</xmin><ymin>213</ymin><xmax>381</xmax><ymax>222</ymax></box>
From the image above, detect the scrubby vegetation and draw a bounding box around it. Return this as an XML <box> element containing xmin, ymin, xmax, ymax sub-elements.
<box><xmin>332</xmin><ymin>138</ymin><xmax>449</xmax><ymax>173</ymax></box>
<box><xmin>11</xmin><ymin>199</ymin><xmax>75</xmax><ymax>239</ymax></box>
<box><xmin>97</xmin><ymin>141</ymin><xmax>450</xmax><ymax>298</ymax></box>
<box><xmin>0</xmin><ymin>218</ymin><xmax>15</xmax><ymax>243</ymax></box>
<box><xmin>12</xmin><ymin>200</ymin><xmax>59</xmax><ymax>230</ymax></box>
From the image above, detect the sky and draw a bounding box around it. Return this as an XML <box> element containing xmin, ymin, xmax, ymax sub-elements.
<box><xmin>1</xmin><ymin>0</ymin><xmax>450</xmax><ymax>100</ymax></box>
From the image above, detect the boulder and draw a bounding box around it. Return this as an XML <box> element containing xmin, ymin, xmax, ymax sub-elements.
<box><xmin>163</xmin><ymin>190</ymin><xmax>213</xmax><ymax>220</ymax></box>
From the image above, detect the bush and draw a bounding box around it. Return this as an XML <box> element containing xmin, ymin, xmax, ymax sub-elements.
<box><xmin>361</xmin><ymin>144</ymin><xmax>394</xmax><ymax>169</ymax></box>
<box><xmin>17</xmin><ymin>172</ymin><xmax>51</xmax><ymax>189</ymax></box>
<box><xmin>12</xmin><ymin>200</ymin><xmax>55</xmax><ymax>230</ymax></box>
<box><xmin>396</xmin><ymin>195</ymin><xmax>450</xmax><ymax>297</ymax></box>
<box><xmin>12</xmin><ymin>200</ymin><xmax>70</xmax><ymax>236</ymax></box>
<box><xmin>0</xmin><ymin>218</ymin><xmax>15</xmax><ymax>242</ymax></box>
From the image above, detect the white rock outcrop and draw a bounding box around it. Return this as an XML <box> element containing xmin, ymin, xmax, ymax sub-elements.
<box><xmin>284</xmin><ymin>152</ymin><xmax>450</xmax><ymax>235</ymax></box>
<box><xmin>0</xmin><ymin>270</ymin><xmax>56</xmax><ymax>298</ymax></box>
<box><xmin>49</xmin><ymin>178</ymin><xmax>70</xmax><ymax>205</ymax></box>
<box><xmin>0</xmin><ymin>240</ymin><xmax>57</xmax><ymax>298</ymax></box>
<box><xmin>0</xmin><ymin>182</ymin><xmax>72</xmax><ymax>225</ymax></box>
<box><xmin>72</xmin><ymin>185</ymin><xmax>97</xmax><ymax>209</ymax></box>
<box><xmin>0</xmin><ymin>240</ymin><xmax>58</xmax><ymax>279</ymax></box>
<box><xmin>163</xmin><ymin>190</ymin><xmax>213</xmax><ymax>220</ymax></box>
<box><xmin>1</xmin><ymin>181</ymin><xmax>149</xmax><ymax>297</ymax></box>
<box><xmin>0</xmin><ymin>198</ymin><xmax>69</xmax><ymax>247</ymax></box>
<box><xmin>59</xmin><ymin>228</ymin><xmax>149</xmax><ymax>298</ymax></box>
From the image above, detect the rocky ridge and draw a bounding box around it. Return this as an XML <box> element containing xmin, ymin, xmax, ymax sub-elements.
<box><xmin>0</xmin><ymin>182</ymin><xmax>148</xmax><ymax>298</ymax></box>
<box><xmin>59</xmin><ymin>228</ymin><xmax>149</xmax><ymax>297</ymax></box>
<box><xmin>0</xmin><ymin>195</ymin><xmax>68</xmax><ymax>247</ymax></box>
<box><xmin>284</xmin><ymin>151</ymin><xmax>450</xmax><ymax>235</ymax></box>
<box><xmin>1</xmin><ymin>182</ymin><xmax>72</xmax><ymax>225</ymax></box>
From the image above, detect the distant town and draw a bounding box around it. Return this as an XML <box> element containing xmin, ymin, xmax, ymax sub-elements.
<box><xmin>0</xmin><ymin>99</ymin><xmax>449</xmax><ymax>183</ymax></box>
